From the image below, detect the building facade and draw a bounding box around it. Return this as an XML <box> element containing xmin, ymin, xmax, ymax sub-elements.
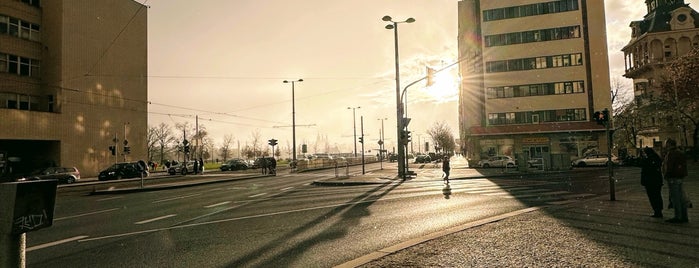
<box><xmin>457</xmin><ymin>0</ymin><xmax>612</xmax><ymax>166</ymax></box>
<box><xmin>622</xmin><ymin>0</ymin><xmax>699</xmax><ymax>150</ymax></box>
<box><xmin>0</xmin><ymin>0</ymin><xmax>148</xmax><ymax>178</ymax></box>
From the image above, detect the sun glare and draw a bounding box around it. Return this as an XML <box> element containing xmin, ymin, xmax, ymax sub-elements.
<box><xmin>423</xmin><ymin>70</ymin><xmax>458</xmax><ymax>102</ymax></box>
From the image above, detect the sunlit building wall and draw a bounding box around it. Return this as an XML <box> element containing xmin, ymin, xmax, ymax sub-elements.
<box><xmin>0</xmin><ymin>0</ymin><xmax>147</xmax><ymax>178</ymax></box>
<box><xmin>457</xmin><ymin>0</ymin><xmax>612</xmax><ymax>164</ymax></box>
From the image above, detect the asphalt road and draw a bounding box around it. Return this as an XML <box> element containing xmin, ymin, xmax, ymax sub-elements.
<box><xmin>25</xmin><ymin>162</ymin><xmax>614</xmax><ymax>267</ymax></box>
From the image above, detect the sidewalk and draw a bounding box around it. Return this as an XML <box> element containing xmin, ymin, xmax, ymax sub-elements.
<box><xmin>333</xmin><ymin>163</ymin><xmax>699</xmax><ymax>267</ymax></box>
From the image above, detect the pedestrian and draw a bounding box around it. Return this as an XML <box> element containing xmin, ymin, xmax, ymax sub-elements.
<box><xmin>199</xmin><ymin>158</ymin><xmax>204</xmax><ymax>174</ymax></box>
<box><xmin>442</xmin><ymin>156</ymin><xmax>451</xmax><ymax>184</ymax></box>
<box><xmin>269</xmin><ymin>157</ymin><xmax>277</xmax><ymax>176</ymax></box>
<box><xmin>640</xmin><ymin>147</ymin><xmax>663</xmax><ymax>218</ymax></box>
<box><xmin>261</xmin><ymin>158</ymin><xmax>268</xmax><ymax>175</ymax></box>
<box><xmin>662</xmin><ymin>138</ymin><xmax>689</xmax><ymax>223</ymax></box>
<box><xmin>192</xmin><ymin>159</ymin><xmax>199</xmax><ymax>175</ymax></box>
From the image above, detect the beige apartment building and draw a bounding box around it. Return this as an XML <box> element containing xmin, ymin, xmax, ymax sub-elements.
<box><xmin>0</xmin><ymin>0</ymin><xmax>148</xmax><ymax>178</ymax></box>
<box><xmin>622</xmin><ymin>0</ymin><xmax>699</xmax><ymax>149</ymax></box>
<box><xmin>457</xmin><ymin>0</ymin><xmax>612</xmax><ymax>166</ymax></box>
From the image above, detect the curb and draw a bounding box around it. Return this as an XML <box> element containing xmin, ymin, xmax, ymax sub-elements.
<box><xmin>89</xmin><ymin>174</ymin><xmax>268</xmax><ymax>195</ymax></box>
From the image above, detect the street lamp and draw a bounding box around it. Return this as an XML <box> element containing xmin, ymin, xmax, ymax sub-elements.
<box><xmin>378</xmin><ymin>117</ymin><xmax>387</xmax><ymax>168</ymax></box>
<box><xmin>383</xmin><ymin>15</ymin><xmax>415</xmax><ymax>179</ymax></box>
<box><xmin>284</xmin><ymin>79</ymin><xmax>303</xmax><ymax>167</ymax></box>
<box><xmin>348</xmin><ymin>106</ymin><xmax>361</xmax><ymax>157</ymax></box>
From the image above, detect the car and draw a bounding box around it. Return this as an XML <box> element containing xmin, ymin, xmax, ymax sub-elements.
<box><xmin>388</xmin><ymin>154</ymin><xmax>398</xmax><ymax>162</ymax></box>
<box><xmin>168</xmin><ymin>161</ymin><xmax>204</xmax><ymax>175</ymax></box>
<box><xmin>220</xmin><ymin>159</ymin><xmax>248</xmax><ymax>171</ymax></box>
<box><xmin>571</xmin><ymin>154</ymin><xmax>620</xmax><ymax>167</ymax></box>
<box><xmin>25</xmin><ymin>166</ymin><xmax>81</xmax><ymax>184</ymax></box>
<box><xmin>478</xmin><ymin>155</ymin><xmax>516</xmax><ymax>168</ymax></box>
<box><xmin>414</xmin><ymin>155</ymin><xmax>432</xmax><ymax>163</ymax></box>
<box><xmin>252</xmin><ymin>157</ymin><xmax>275</xmax><ymax>169</ymax></box>
<box><xmin>98</xmin><ymin>161</ymin><xmax>148</xmax><ymax>181</ymax></box>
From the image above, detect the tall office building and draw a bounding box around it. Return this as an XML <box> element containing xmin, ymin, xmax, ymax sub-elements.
<box><xmin>0</xmin><ymin>0</ymin><xmax>148</xmax><ymax>178</ymax></box>
<box><xmin>622</xmin><ymin>0</ymin><xmax>699</xmax><ymax>149</ymax></box>
<box><xmin>457</xmin><ymin>0</ymin><xmax>612</xmax><ymax>166</ymax></box>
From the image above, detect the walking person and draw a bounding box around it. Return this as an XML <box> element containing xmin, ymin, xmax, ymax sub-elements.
<box><xmin>269</xmin><ymin>157</ymin><xmax>277</xmax><ymax>176</ymax></box>
<box><xmin>662</xmin><ymin>139</ymin><xmax>689</xmax><ymax>223</ymax></box>
<box><xmin>640</xmin><ymin>147</ymin><xmax>663</xmax><ymax>218</ymax></box>
<box><xmin>198</xmin><ymin>158</ymin><xmax>204</xmax><ymax>174</ymax></box>
<box><xmin>192</xmin><ymin>159</ymin><xmax>198</xmax><ymax>175</ymax></box>
<box><xmin>442</xmin><ymin>156</ymin><xmax>451</xmax><ymax>184</ymax></box>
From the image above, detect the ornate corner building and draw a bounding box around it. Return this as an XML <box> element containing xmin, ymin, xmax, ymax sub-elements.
<box><xmin>622</xmin><ymin>0</ymin><xmax>699</xmax><ymax>149</ymax></box>
<box><xmin>0</xmin><ymin>0</ymin><xmax>148</xmax><ymax>178</ymax></box>
<box><xmin>457</xmin><ymin>0</ymin><xmax>612</xmax><ymax>165</ymax></box>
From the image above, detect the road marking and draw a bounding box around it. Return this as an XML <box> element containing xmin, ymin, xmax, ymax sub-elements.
<box><xmin>205</xmin><ymin>201</ymin><xmax>231</xmax><ymax>208</ymax></box>
<box><xmin>281</xmin><ymin>187</ymin><xmax>294</xmax><ymax>191</ymax></box>
<box><xmin>135</xmin><ymin>214</ymin><xmax>177</xmax><ymax>224</ymax></box>
<box><xmin>54</xmin><ymin>208</ymin><xmax>120</xmax><ymax>221</ymax></box>
<box><xmin>152</xmin><ymin>193</ymin><xmax>202</xmax><ymax>203</ymax></box>
<box><xmin>27</xmin><ymin>235</ymin><xmax>89</xmax><ymax>252</ymax></box>
<box><xmin>249</xmin><ymin>193</ymin><xmax>267</xmax><ymax>198</ymax></box>
<box><xmin>97</xmin><ymin>196</ymin><xmax>123</xmax><ymax>201</ymax></box>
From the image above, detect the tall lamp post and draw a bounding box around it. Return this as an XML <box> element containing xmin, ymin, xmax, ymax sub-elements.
<box><xmin>378</xmin><ymin>117</ymin><xmax>387</xmax><ymax>169</ymax></box>
<box><xmin>348</xmin><ymin>106</ymin><xmax>361</xmax><ymax>157</ymax></box>
<box><xmin>284</xmin><ymin>79</ymin><xmax>303</xmax><ymax>167</ymax></box>
<box><xmin>383</xmin><ymin>15</ymin><xmax>415</xmax><ymax>179</ymax></box>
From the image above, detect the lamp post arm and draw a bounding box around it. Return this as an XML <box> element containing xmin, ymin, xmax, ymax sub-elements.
<box><xmin>400</xmin><ymin>59</ymin><xmax>463</xmax><ymax>105</ymax></box>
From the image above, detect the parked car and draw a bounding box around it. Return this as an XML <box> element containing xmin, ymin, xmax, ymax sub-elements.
<box><xmin>168</xmin><ymin>161</ymin><xmax>204</xmax><ymax>175</ymax></box>
<box><xmin>414</xmin><ymin>154</ymin><xmax>432</xmax><ymax>163</ymax></box>
<box><xmin>23</xmin><ymin>166</ymin><xmax>81</xmax><ymax>184</ymax></box>
<box><xmin>388</xmin><ymin>154</ymin><xmax>397</xmax><ymax>162</ymax></box>
<box><xmin>98</xmin><ymin>161</ymin><xmax>148</xmax><ymax>181</ymax></box>
<box><xmin>571</xmin><ymin>154</ymin><xmax>620</xmax><ymax>167</ymax></box>
<box><xmin>478</xmin><ymin>156</ymin><xmax>517</xmax><ymax>168</ymax></box>
<box><xmin>220</xmin><ymin>159</ymin><xmax>248</xmax><ymax>171</ymax></box>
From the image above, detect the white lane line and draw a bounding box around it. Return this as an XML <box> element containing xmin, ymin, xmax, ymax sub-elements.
<box><xmin>54</xmin><ymin>208</ymin><xmax>120</xmax><ymax>221</ymax></box>
<box><xmin>97</xmin><ymin>196</ymin><xmax>123</xmax><ymax>201</ymax></box>
<box><xmin>152</xmin><ymin>193</ymin><xmax>202</xmax><ymax>204</ymax></box>
<box><xmin>249</xmin><ymin>193</ymin><xmax>267</xmax><ymax>198</ymax></box>
<box><xmin>135</xmin><ymin>214</ymin><xmax>177</xmax><ymax>224</ymax></box>
<box><xmin>281</xmin><ymin>187</ymin><xmax>294</xmax><ymax>191</ymax></box>
<box><xmin>27</xmin><ymin>235</ymin><xmax>89</xmax><ymax>252</ymax></box>
<box><xmin>204</xmin><ymin>201</ymin><xmax>231</xmax><ymax>208</ymax></box>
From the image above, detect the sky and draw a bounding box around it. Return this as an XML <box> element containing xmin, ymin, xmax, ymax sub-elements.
<box><xmin>144</xmin><ymin>0</ymin><xmax>699</xmax><ymax>157</ymax></box>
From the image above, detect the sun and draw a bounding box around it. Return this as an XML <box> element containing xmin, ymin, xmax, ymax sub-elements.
<box><xmin>423</xmin><ymin>70</ymin><xmax>458</xmax><ymax>102</ymax></box>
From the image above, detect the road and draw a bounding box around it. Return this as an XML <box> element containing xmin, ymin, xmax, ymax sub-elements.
<box><xmin>25</xmin><ymin>160</ymin><xmax>623</xmax><ymax>267</ymax></box>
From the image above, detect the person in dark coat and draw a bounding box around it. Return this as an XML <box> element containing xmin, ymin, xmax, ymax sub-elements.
<box><xmin>662</xmin><ymin>138</ymin><xmax>689</xmax><ymax>223</ymax></box>
<box><xmin>442</xmin><ymin>156</ymin><xmax>451</xmax><ymax>184</ymax></box>
<box><xmin>640</xmin><ymin>147</ymin><xmax>663</xmax><ymax>218</ymax></box>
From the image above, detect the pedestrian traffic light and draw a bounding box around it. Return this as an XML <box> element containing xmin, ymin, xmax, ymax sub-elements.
<box><xmin>109</xmin><ymin>146</ymin><xmax>116</xmax><ymax>155</ymax></box>
<box><xmin>593</xmin><ymin>111</ymin><xmax>603</xmax><ymax>125</ymax></box>
<box><xmin>124</xmin><ymin>146</ymin><xmax>131</xmax><ymax>154</ymax></box>
<box><xmin>358</xmin><ymin>136</ymin><xmax>363</xmax><ymax>144</ymax></box>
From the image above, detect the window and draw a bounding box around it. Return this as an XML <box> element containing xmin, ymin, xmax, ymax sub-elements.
<box><xmin>0</xmin><ymin>15</ymin><xmax>8</xmax><ymax>34</ymax></box>
<box><xmin>1</xmin><ymin>53</ymin><xmax>40</xmax><ymax>77</ymax></box>
<box><xmin>483</xmin><ymin>0</ymin><xmax>578</xmax><ymax>21</ymax></box>
<box><xmin>21</xmin><ymin>0</ymin><xmax>41</xmax><ymax>8</ymax></box>
<box><xmin>0</xmin><ymin>15</ymin><xmax>41</xmax><ymax>41</ymax></box>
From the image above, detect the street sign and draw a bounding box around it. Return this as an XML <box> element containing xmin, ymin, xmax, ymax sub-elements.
<box><xmin>378</xmin><ymin>140</ymin><xmax>384</xmax><ymax>145</ymax></box>
<box><xmin>401</xmin><ymin>118</ymin><xmax>411</xmax><ymax>128</ymax></box>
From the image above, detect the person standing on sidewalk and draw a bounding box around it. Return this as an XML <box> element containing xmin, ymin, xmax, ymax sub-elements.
<box><xmin>662</xmin><ymin>138</ymin><xmax>689</xmax><ymax>223</ymax></box>
<box><xmin>442</xmin><ymin>156</ymin><xmax>451</xmax><ymax>184</ymax></box>
<box><xmin>640</xmin><ymin>147</ymin><xmax>663</xmax><ymax>218</ymax></box>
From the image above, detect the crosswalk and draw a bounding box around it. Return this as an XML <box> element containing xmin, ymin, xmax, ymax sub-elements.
<box><xmin>436</xmin><ymin>179</ymin><xmax>596</xmax><ymax>205</ymax></box>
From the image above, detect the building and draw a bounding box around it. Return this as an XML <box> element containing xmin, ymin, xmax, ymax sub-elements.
<box><xmin>622</xmin><ymin>0</ymin><xmax>699</xmax><ymax>150</ymax></box>
<box><xmin>0</xmin><ymin>0</ymin><xmax>148</xmax><ymax>179</ymax></box>
<box><xmin>457</xmin><ymin>0</ymin><xmax>612</xmax><ymax>166</ymax></box>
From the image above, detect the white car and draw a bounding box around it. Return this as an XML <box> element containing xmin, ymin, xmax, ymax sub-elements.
<box><xmin>478</xmin><ymin>156</ymin><xmax>516</xmax><ymax>168</ymax></box>
<box><xmin>571</xmin><ymin>154</ymin><xmax>619</xmax><ymax>167</ymax></box>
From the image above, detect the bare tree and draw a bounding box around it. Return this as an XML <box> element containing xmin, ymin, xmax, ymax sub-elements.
<box><xmin>250</xmin><ymin>129</ymin><xmax>262</xmax><ymax>157</ymax></box>
<box><xmin>426</xmin><ymin>121</ymin><xmax>456</xmax><ymax>155</ymax></box>
<box><xmin>219</xmin><ymin>134</ymin><xmax>234</xmax><ymax>161</ymax></box>
<box><xmin>147</xmin><ymin>123</ymin><xmax>177</xmax><ymax>165</ymax></box>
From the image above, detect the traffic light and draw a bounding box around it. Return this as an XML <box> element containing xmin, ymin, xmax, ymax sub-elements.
<box><xmin>593</xmin><ymin>111</ymin><xmax>603</xmax><ymax>125</ymax></box>
<box><xmin>124</xmin><ymin>146</ymin><xmax>131</xmax><ymax>154</ymax></box>
<box><xmin>602</xmin><ymin>109</ymin><xmax>609</xmax><ymax>122</ymax></box>
<box><xmin>426</xmin><ymin>66</ymin><xmax>436</xmax><ymax>87</ymax></box>
<box><xmin>109</xmin><ymin>146</ymin><xmax>116</xmax><ymax>155</ymax></box>
<box><xmin>184</xmin><ymin>145</ymin><xmax>190</xmax><ymax>154</ymax></box>
<box><xmin>406</xmin><ymin>131</ymin><xmax>412</xmax><ymax>143</ymax></box>
<box><xmin>358</xmin><ymin>136</ymin><xmax>363</xmax><ymax>144</ymax></box>
<box><xmin>268</xmin><ymin>139</ymin><xmax>278</xmax><ymax>146</ymax></box>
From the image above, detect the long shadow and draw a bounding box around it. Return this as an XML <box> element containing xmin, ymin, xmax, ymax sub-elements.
<box><xmin>225</xmin><ymin>179</ymin><xmax>404</xmax><ymax>267</ymax></box>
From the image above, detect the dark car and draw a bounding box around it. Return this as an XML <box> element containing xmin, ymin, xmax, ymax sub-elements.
<box><xmin>220</xmin><ymin>159</ymin><xmax>248</xmax><ymax>171</ymax></box>
<box><xmin>25</xmin><ymin>166</ymin><xmax>81</xmax><ymax>184</ymax></box>
<box><xmin>98</xmin><ymin>162</ymin><xmax>148</xmax><ymax>181</ymax></box>
<box><xmin>414</xmin><ymin>155</ymin><xmax>432</xmax><ymax>163</ymax></box>
<box><xmin>252</xmin><ymin>157</ymin><xmax>275</xmax><ymax>169</ymax></box>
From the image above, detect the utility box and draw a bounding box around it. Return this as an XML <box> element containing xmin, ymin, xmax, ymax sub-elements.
<box><xmin>0</xmin><ymin>180</ymin><xmax>58</xmax><ymax>235</ymax></box>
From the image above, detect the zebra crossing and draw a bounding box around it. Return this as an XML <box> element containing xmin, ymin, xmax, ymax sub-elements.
<box><xmin>438</xmin><ymin>179</ymin><xmax>596</xmax><ymax>205</ymax></box>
